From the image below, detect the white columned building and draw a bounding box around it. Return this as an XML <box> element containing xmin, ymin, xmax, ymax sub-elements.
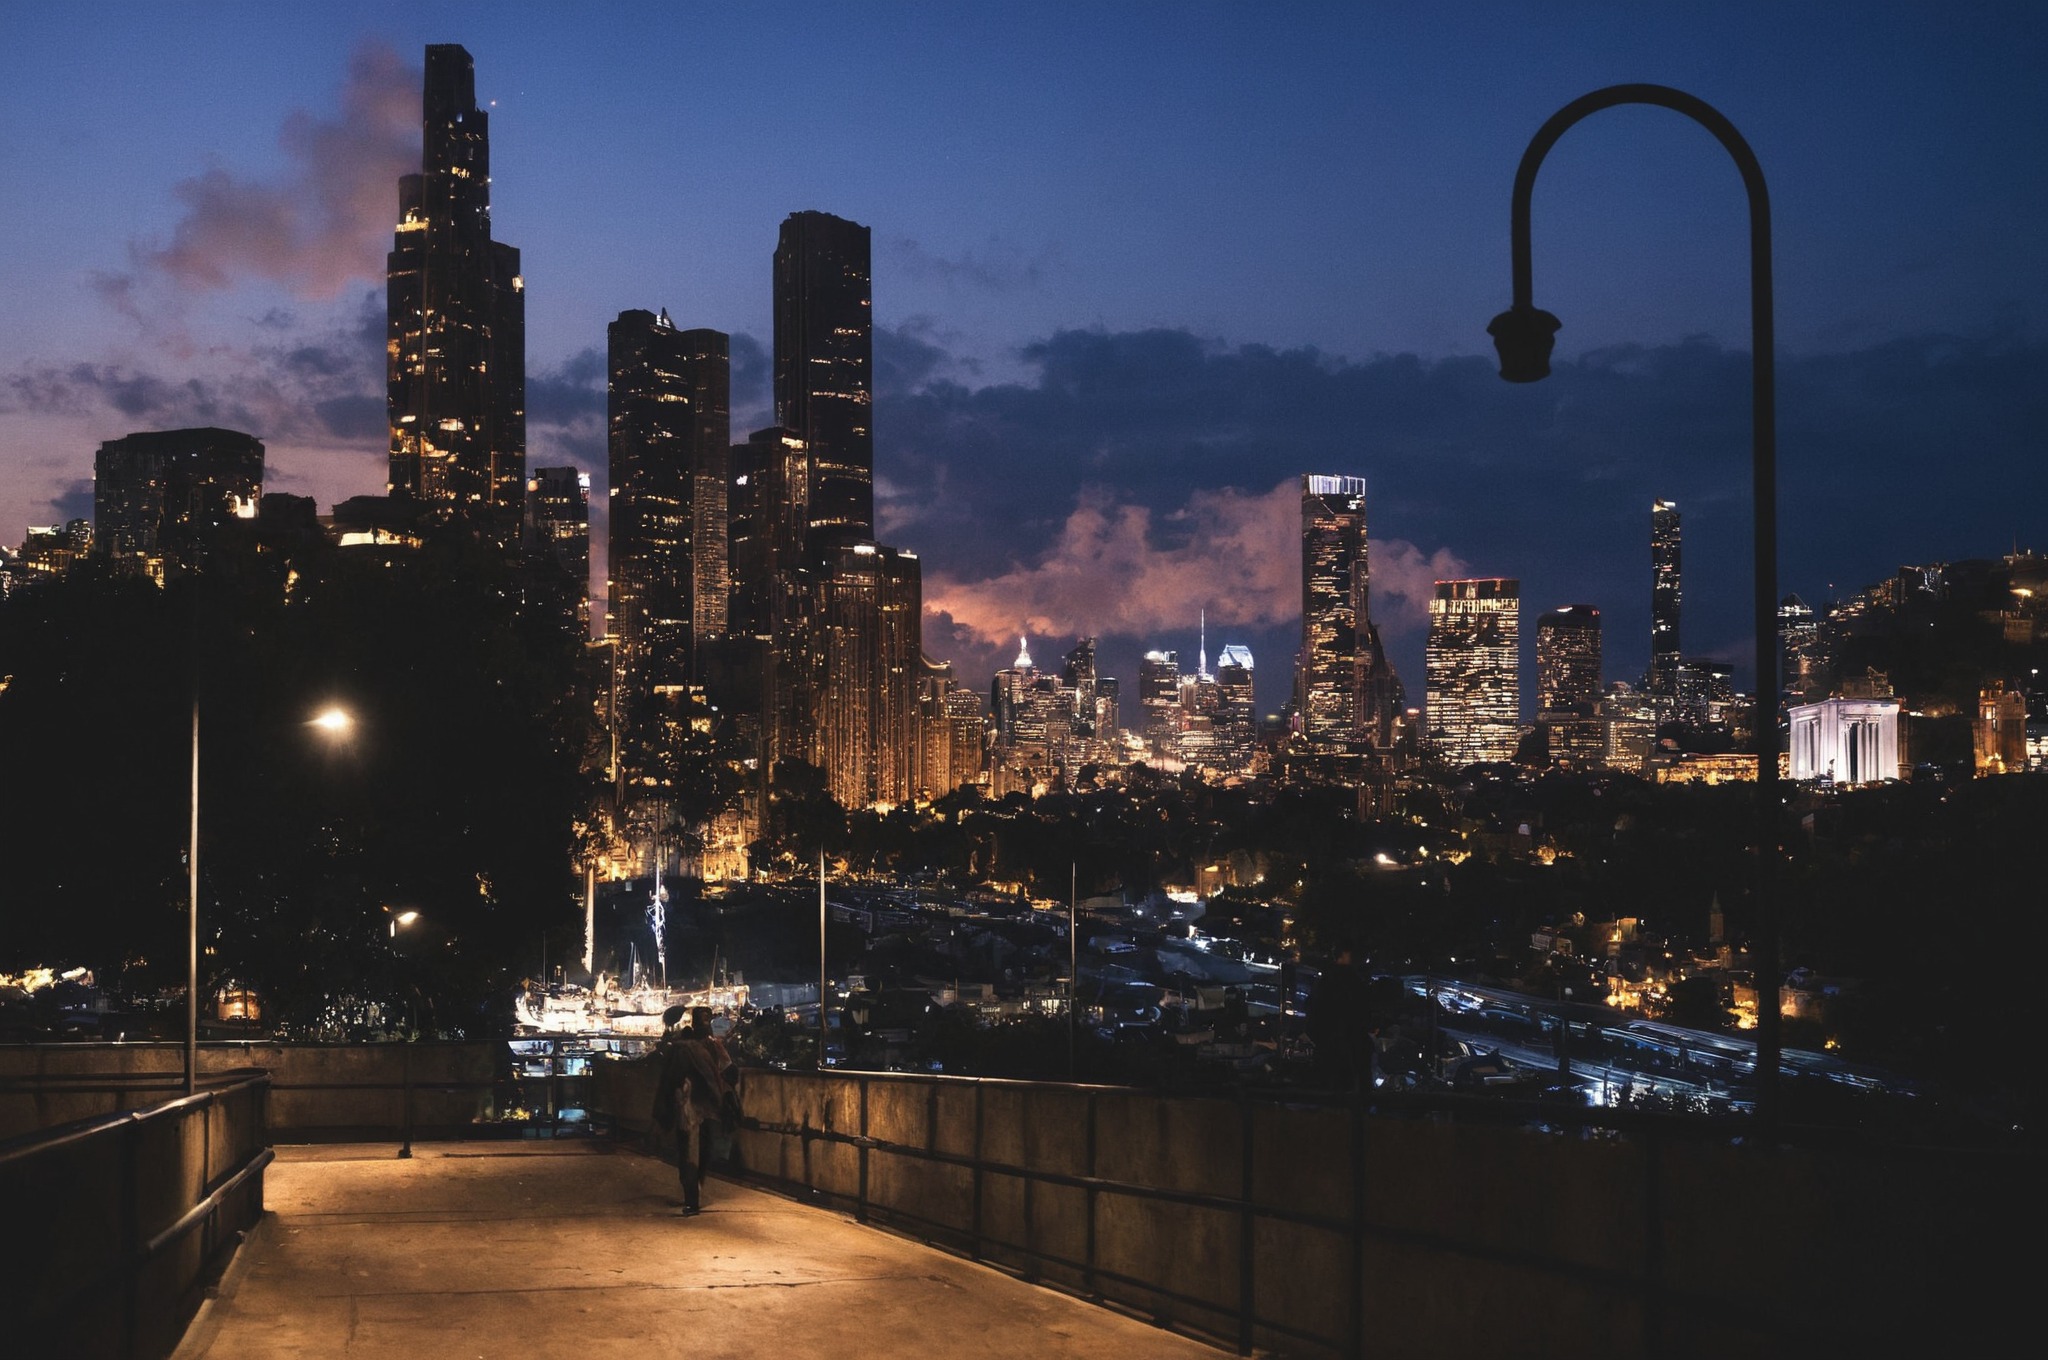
<box><xmin>1788</xmin><ymin>697</ymin><xmax>1901</xmax><ymax>785</ymax></box>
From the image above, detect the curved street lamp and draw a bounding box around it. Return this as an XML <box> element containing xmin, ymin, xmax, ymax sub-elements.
<box><xmin>1487</xmin><ymin>84</ymin><xmax>1783</xmax><ymax>1127</ymax></box>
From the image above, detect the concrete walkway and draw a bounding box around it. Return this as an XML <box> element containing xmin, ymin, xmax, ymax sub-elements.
<box><xmin>176</xmin><ymin>1142</ymin><xmax>1226</xmax><ymax>1360</ymax></box>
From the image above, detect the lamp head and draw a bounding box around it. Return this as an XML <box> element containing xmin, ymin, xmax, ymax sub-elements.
<box><xmin>311</xmin><ymin>706</ymin><xmax>354</xmax><ymax>735</ymax></box>
<box><xmin>1487</xmin><ymin>305</ymin><xmax>1562</xmax><ymax>382</ymax></box>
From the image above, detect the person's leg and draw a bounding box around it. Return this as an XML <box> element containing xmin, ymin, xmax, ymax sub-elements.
<box><xmin>679</xmin><ymin>1122</ymin><xmax>701</xmax><ymax>1212</ymax></box>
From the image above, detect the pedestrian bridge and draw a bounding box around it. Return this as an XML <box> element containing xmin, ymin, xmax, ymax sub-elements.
<box><xmin>0</xmin><ymin>1043</ymin><xmax>2021</xmax><ymax>1358</ymax></box>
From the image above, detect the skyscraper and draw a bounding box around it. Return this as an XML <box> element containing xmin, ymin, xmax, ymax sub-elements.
<box><xmin>1536</xmin><ymin>604</ymin><xmax>1603</xmax><ymax>766</ymax></box>
<box><xmin>774</xmin><ymin>211</ymin><xmax>873</xmax><ymax>543</ymax></box>
<box><xmin>1427</xmin><ymin>578</ymin><xmax>1521</xmax><ymax>765</ymax></box>
<box><xmin>94</xmin><ymin>427</ymin><xmax>264</xmax><ymax>581</ymax></box>
<box><xmin>1298</xmin><ymin>475</ymin><xmax>1369</xmax><ymax>745</ymax></box>
<box><xmin>1535</xmin><ymin>605</ymin><xmax>1602</xmax><ymax>715</ymax></box>
<box><xmin>1130</xmin><ymin>649</ymin><xmax>1180</xmax><ymax>765</ymax></box>
<box><xmin>810</xmin><ymin>540</ymin><xmax>922</xmax><ymax>809</ymax></box>
<box><xmin>607</xmin><ymin>309</ymin><xmax>730</xmax><ymax>702</ymax></box>
<box><xmin>523</xmin><ymin>465</ymin><xmax>590</xmax><ymax>645</ymax></box>
<box><xmin>1650</xmin><ymin>499</ymin><xmax>1682</xmax><ymax>702</ymax></box>
<box><xmin>386</xmin><ymin>45</ymin><xmax>525</xmax><ymax>549</ymax></box>
<box><xmin>1216</xmin><ymin>644</ymin><xmax>1257</xmax><ymax>770</ymax></box>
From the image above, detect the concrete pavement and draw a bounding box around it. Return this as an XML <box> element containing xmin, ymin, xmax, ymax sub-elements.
<box><xmin>174</xmin><ymin>1142</ymin><xmax>1227</xmax><ymax>1360</ymax></box>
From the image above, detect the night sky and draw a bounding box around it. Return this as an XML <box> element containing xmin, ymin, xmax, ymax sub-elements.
<box><xmin>3</xmin><ymin>2</ymin><xmax>2042</xmax><ymax>714</ymax></box>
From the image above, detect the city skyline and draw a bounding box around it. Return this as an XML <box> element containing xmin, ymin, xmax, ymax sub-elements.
<box><xmin>2</xmin><ymin>6</ymin><xmax>2043</xmax><ymax>711</ymax></box>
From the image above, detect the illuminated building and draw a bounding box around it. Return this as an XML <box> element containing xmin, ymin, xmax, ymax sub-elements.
<box><xmin>523</xmin><ymin>466</ymin><xmax>590</xmax><ymax>644</ymax></box>
<box><xmin>1975</xmin><ymin>681</ymin><xmax>2027</xmax><ymax>775</ymax></box>
<box><xmin>1536</xmin><ymin>604</ymin><xmax>1602</xmax><ymax>765</ymax></box>
<box><xmin>9</xmin><ymin>520</ymin><xmax>92</xmax><ymax>590</ymax></box>
<box><xmin>1217</xmin><ymin>644</ymin><xmax>1257</xmax><ymax>770</ymax></box>
<box><xmin>725</xmin><ymin>426</ymin><xmax>802</xmax><ymax>641</ymax></box>
<box><xmin>1426</xmin><ymin>578</ymin><xmax>1521</xmax><ymax>765</ymax></box>
<box><xmin>1650</xmin><ymin>499</ymin><xmax>1682</xmax><ymax>709</ymax></box>
<box><xmin>1778</xmin><ymin>594</ymin><xmax>1822</xmax><ymax>704</ymax></box>
<box><xmin>809</xmin><ymin>540</ymin><xmax>922</xmax><ymax>809</ymax></box>
<box><xmin>1298</xmin><ymin>475</ymin><xmax>1369</xmax><ymax>745</ymax></box>
<box><xmin>93</xmin><ymin>427</ymin><xmax>263</xmax><ymax>581</ymax></box>
<box><xmin>1139</xmin><ymin>650</ymin><xmax>1182</xmax><ymax>759</ymax></box>
<box><xmin>1788</xmin><ymin>697</ymin><xmax>1901</xmax><ymax>785</ymax></box>
<box><xmin>607</xmin><ymin>309</ymin><xmax>730</xmax><ymax>701</ymax></box>
<box><xmin>916</xmin><ymin>660</ymin><xmax>972</xmax><ymax>798</ymax></box>
<box><xmin>385</xmin><ymin>45</ymin><xmax>525</xmax><ymax>551</ymax></box>
<box><xmin>1599</xmin><ymin>684</ymin><xmax>1658</xmax><ymax>773</ymax></box>
<box><xmin>775</xmin><ymin>211</ymin><xmax>873</xmax><ymax>543</ymax></box>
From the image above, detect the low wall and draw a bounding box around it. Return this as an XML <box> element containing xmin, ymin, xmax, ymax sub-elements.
<box><xmin>0</xmin><ymin>1042</ymin><xmax>499</xmax><ymax>1142</ymax></box>
<box><xmin>0</xmin><ymin>1071</ymin><xmax>270</xmax><ymax>1360</ymax></box>
<box><xmin>594</xmin><ymin>1064</ymin><xmax>2019</xmax><ymax>1359</ymax></box>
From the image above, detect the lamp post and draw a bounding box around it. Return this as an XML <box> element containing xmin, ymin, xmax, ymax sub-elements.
<box><xmin>185</xmin><ymin>704</ymin><xmax>355</xmax><ymax>1097</ymax></box>
<box><xmin>1487</xmin><ymin>84</ymin><xmax>1781</xmax><ymax>1128</ymax></box>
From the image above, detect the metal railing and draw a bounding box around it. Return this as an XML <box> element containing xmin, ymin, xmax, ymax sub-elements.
<box><xmin>705</xmin><ymin>1068</ymin><xmax>2004</xmax><ymax>1359</ymax></box>
<box><xmin>0</xmin><ymin>1069</ymin><xmax>271</xmax><ymax>1360</ymax></box>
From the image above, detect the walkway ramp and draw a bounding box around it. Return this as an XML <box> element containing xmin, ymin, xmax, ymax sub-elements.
<box><xmin>175</xmin><ymin>1142</ymin><xmax>1223</xmax><ymax>1359</ymax></box>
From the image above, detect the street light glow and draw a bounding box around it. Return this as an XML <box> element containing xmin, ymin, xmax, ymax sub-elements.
<box><xmin>312</xmin><ymin>707</ymin><xmax>354</xmax><ymax>734</ymax></box>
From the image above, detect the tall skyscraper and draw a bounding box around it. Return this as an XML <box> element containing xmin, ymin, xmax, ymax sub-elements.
<box><xmin>94</xmin><ymin>427</ymin><xmax>264</xmax><ymax>581</ymax></box>
<box><xmin>1536</xmin><ymin>604</ymin><xmax>1603</xmax><ymax>766</ymax></box>
<box><xmin>1139</xmin><ymin>650</ymin><xmax>1182</xmax><ymax>758</ymax></box>
<box><xmin>810</xmin><ymin>540</ymin><xmax>922</xmax><ymax>809</ymax></box>
<box><xmin>1427</xmin><ymin>578</ymin><xmax>1521</xmax><ymax>765</ymax></box>
<box><xmin>1535</xmin><ymin>605</ymin><xmax>1602</xmax><ymax>715</ymax></box>
<box><xmin>1298</xmin><ymin>475</ymin><xmax>1369</xmax><ymax>745</ymax></box>
<box><xmin>1650</xmin><ymin>499</ymin><xmax>1682</xmax><ymax>702</ymax></box>
<box><xmin>1216</xmin><ymin>644</ymin><xmax>1257</xmax><ymax>770</ymax></box>
<box><xmin>386</xmin><ymin>45</ymin><xmax>525</xmax><ymax>548</ymax></box>
<box><xmin>607</xmin><ymin>310</ymin><xmax>730</xmax><ymax>706</ymax></box>
<box><xmin>523</xmin><ymin>466</ymin><xmax>590</xmax><ymax>644</ymax></box>
<box><xmin>774</xmin><ymin>211</ymin><xmax>873</xmax><ymax>544</ymax></box>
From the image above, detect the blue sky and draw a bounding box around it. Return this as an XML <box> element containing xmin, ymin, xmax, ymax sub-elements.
<box><xmin>3</xmin><ymin>2</ymin><xmax>2042</xmax><ymax>710</ymax></box>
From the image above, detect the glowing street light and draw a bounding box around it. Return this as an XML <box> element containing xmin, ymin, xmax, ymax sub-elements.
<box><xmin>186</xmin><ymin>703</ymin><xmax>355</xmax><ymax>1095</ymax></box>
<box><xmin>311</xmin><ymin>707</ymin><xmax>355</xmax><ymax>735</ymax></box>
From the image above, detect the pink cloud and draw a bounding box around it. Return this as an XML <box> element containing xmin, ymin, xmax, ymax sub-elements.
<box><xmin>925</xmin><ymin>478</ymin><xmax>1466</xmax><ymax>647</ymax></box>
<box><xmin>136</xmin><ymin>42</ymin><xmax>419</xmax><ymax>300</ymax></box>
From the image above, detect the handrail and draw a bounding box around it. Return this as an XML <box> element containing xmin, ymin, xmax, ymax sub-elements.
<box><xmin>0</xmin><ymin>1067</ymin><xmax>270</xmax><ymax>1167</ymax></box>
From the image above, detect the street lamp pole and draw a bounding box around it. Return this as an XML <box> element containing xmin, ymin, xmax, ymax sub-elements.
<box><xmin>186</xmin><ymin>699</ymin><xmax>200</xmax><ymax>1097</ymax></box>
<box><xmin>185</xmin><ymin>703</ymin><xmax>357</xmax><ymax>1098</ymax></box>
<box><xmin>1488</xmin><ymin>84</ymin><xmax>1781</xmax><ymax>1128</ymax></box>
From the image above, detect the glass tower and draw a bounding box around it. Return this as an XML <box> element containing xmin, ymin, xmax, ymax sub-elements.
<box><xmin>386</xmin><ymin>44</ymin><xmax>525</xmax><ymax>550</ymax></box>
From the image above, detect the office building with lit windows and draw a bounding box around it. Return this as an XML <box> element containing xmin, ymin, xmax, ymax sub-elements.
<box><xmin>775</xmin><ymin>210</ymin><xmax>874</xmax><ymax>543</ymax></box>
<box><xmin>94</xmin><ymin>427</ymin><xmax>264</xmax><ymax>581</ymax></box>
<box><xmin>1650</xmin><ymin>499</ymin><xmax>1682</xmax><ymax>707</ymax></box>
<box><xmin>810</xmin><ymin>540</ymin><xmax>922</xmax><ymax>809</ymax></box>
<box><xmin>608</xmin><ymin>310</ymin><xmax>730</xmax><ymax>708</ymax></box>
<box><xmin>1298</xmin><ymin>475</ymin><xmax>1369</xmax><ymax>745</ymax></box>
<box><xmin>523</xmin><ymin>466</ymin><xmax>590</xmax><ymax>645</ymax></box>
<box><xmin>1427</xmin><ymin>578</ymin><xmax>1521</xmax><ymax>765</ymax></box>
<box><xmin>386</xmin><ymin>44</ymin><xmax>525</xmax><ymax>550</ymax></box>
<box><xmin>1536</xmin><ymin>604</ymin><xmax>1603</xmax><ymax>765</ymax></box>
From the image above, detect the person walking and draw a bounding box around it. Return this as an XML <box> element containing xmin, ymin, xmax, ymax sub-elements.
<box><xmin>652</xmin><ymin>1007</ymin><xmax>731</xmax><ymax>1215</ymax></box>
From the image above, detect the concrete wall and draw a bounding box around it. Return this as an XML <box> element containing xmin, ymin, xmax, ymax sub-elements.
<box><xmin>1</xmin><ymin>1074</ymin><xmax>269</xmax><ymax>1360</ymax></box>
<box><xmin>633</xmin><ymin>1067</ymin><xmax>2018</xmax><ymax>1360</ymax></box>
<box><xmin>0</xmin><ymin>1042</ymin><xmax>498</xmax><ymax>1142</ymax></box>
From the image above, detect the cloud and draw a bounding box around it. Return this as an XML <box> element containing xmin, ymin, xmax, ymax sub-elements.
<box><xmin>876</xmin><ymin>324</ymin><xmax>2046</xmax><ymax>707</ymax></box>
<box><xmin>127</xmin><ymin>42</ymin><xmax>419</xmax><ymax>300</ymax></box>
<box><xmin>926</xmin><ymin>481</ymin><xmax>1300</xmax><ymax>646</ymax></box>
<box><xmin>0</xmin><ymin>293</ymin><xmax>385</xmax><ymax>448</ymax></box>
<box><xmin>52</xmin><ymin>479</ymin><xmax>94</xmax><ymax>523</ymax></box>
<box><xmin>888</xmin><ymin>235</ymin><xmax>1055</xmax><ymax>294</ymax></box>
